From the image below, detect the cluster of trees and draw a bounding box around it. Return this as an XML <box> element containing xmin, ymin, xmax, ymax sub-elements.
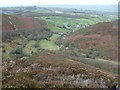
<box><xmin>3</xmin><ymin>28</ymin><xmax>52</xmax><ymax>42</ymax></box>
<box><xmin>57</xmin><ymin>38</ymin><xmax>100</xmax><ymax>59</ymax></box>
<box><xmin>2</xmin><ymin>31</ymin><xmax>17</xmax><ymax>42</ymax></box>
<box><xmin>82</xmin><ymin>47</ymin><xmax>100</xmax><ymax>59</ymax></box>
<box><xmin>2</xmin><ymin>28</ymin><xmax>53</xmax><ymax>60</ymax></box>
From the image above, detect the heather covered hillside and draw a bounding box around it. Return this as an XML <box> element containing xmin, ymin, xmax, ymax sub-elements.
<box><xmin>2</xmin><ymin>14</ymin><xmax>46</xmax><ymax>31</ymax></box>
<box><xmin>59</xmin><ymin>20</ymin><xmax>118</xmax><ymax>61</ymax></box>
<box><xmin>1</xmin><ymin>5</ymin><xmax>119</xmax><ymax>89</ymax></box>
<box><xmin>2</xmin><ymin>52</ymin><xmax>119</xmax><ymax>88</ymax></box>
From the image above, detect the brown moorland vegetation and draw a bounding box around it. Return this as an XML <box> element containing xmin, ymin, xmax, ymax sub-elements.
<box><xmin>2</xmin><ymin>51</ymin><xmax>119</xmax><ymax>88</ymax></box>
<box><xmin>2</xmin><ymin>14</ymin><xmax>46</xmax><ymax>31</ymax></box>
<box><xmin>61</xmin><ymin>20</ymin><xmax>118</xmax><ymax>61</ymax></box>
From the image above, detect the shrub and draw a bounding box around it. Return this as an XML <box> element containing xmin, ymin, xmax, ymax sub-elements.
<box><xmin>83</xmin><ymin>47</ymin><xmax>100</xmax><ymax>59</ymax></box>
<box><xmin>2</xmin><ymin>49</ymin><xmax>6</xmax><ymax>53</ymax></box>
<box><xmin>14</xmin><ymin>48</ymin><xmax>23</xmax><ymax>54</ymax></box>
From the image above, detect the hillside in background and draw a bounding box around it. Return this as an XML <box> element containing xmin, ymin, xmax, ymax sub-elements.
<box><xmin>59</xmin><ymin>20</ymin><xmax>118</xmax><ymax>61</ymax></box>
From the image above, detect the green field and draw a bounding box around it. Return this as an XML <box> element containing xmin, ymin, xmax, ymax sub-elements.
<box><xmin>41</xmin><ymin>16</ymin><xmax>82</xmax><ymax>26</ymax></box>
<box><xmin>39</xmin><ymin>40</ymin><xmax>59</xmax><ymax>50</ymax></box>
<box><xmin>47</xmin><ymin>23</ymin><xmax>70</xmax><ymax>33</ymax></box>
<box><xmin>39</xmin><ymin>15</ymin><xmax>117</xmax><ymax>27</ymax></box>
<box><xmin>39</xmin><ymin>34</ymin><xmax>60</xmax><ymax>50</ymax></box>
<box><xmin>50</xmin><ymin>34</ymin><xmax>61</xmax><ymax>41</ymax></box>
<box><xmin>35</xmin><ymin>15</ymin><xmax>117</xmax><ymax>33</ymax></box>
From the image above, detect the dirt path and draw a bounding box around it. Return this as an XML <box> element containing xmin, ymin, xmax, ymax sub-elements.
<box><xmin>66</xmin><ymin>59</ymin><xmax>80</xmax><ymax>64</ymax></box>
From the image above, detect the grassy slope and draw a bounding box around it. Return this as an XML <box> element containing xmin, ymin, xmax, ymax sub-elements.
<box><xmin>47</xmin><ymin>23</ymin><xmax>70</xmax><ymax>33</ymax></box>
<box><xmin>39</xmin><ymin>40</ymin><xmax>59</xmax><ymax>50</ymax></box>
<box><xmin>50</xmin><ymin>34</ymin><xmax>61</xmax><ymax>41</ymax></box>
<box><xmin>39</xmin><ymin>34</ymin><xmax>60</xmax><ymax>50</ymax></box>
<box><xmin>23</xmin><ymin>40</ymin><xmax>38</xmax><ymax>55</ymax></box>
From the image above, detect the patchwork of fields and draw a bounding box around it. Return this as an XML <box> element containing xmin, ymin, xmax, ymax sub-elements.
<box><xmin>2</xmin><ymin>6</ymin><xmax>118</xmax><ymax>61</ymax></box>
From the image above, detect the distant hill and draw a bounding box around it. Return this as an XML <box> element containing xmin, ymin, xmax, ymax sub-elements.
<box><xmin>37</xmin><ymin>5</ymin><xmax>118</xmax><ymax>15</ymax></box>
